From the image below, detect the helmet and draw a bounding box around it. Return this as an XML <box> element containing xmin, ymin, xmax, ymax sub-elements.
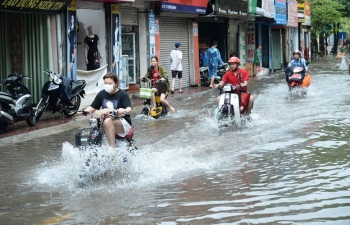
<box><xmin>228</xmin><ymin>57</ymin><xmax>240</xmax><ymax>65</ymax></box>
<box><xmin>293</xmin><ymin>50</ymin><xmax>302</xmax><ymax>56</ymax></box>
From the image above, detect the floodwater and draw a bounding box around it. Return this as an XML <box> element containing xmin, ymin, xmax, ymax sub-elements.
<box><xmin>1</xmin><ymin>59</ymin><xmax>350</xmax><ymax>224</ymax></box>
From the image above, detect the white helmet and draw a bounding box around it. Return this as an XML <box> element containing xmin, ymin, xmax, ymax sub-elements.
<box><xmin>293</xmin><ymin>50</ymin><xmax>302</xmax><ymax>57</ymax></box>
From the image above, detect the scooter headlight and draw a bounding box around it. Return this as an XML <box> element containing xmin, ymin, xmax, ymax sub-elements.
<box><xmin>223</xmin><ymin>85</ymin><xmax>232</xmax><ymax>92</ymax></box>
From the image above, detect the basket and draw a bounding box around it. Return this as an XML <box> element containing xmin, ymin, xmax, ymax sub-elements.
<box><xmin>75</xmin><ymin>128</ymin><xmax>104</xmax><ymax>147</ymax></box>
<box><xmin>139</xmin><ymin>88</ymin><xmax>153</xmax><ymax>99</ymax></box>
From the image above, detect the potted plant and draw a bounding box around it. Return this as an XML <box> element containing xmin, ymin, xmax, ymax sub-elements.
<box><xmin>340</xmin><ymin>46</ymin><xmax>347</xmax><ymax>53</ymax></box>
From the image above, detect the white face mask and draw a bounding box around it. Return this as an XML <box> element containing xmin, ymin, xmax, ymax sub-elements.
<box><xmin>104</xmin><ymin>84</ymin><xmax>115</xmax><ymax>93</ymax></box>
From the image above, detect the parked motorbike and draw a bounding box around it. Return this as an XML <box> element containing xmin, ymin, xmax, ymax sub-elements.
<box><xmin>215</xmin><ymin>84</ymin><xmax>250</xmax><ymax>129</ymax></box>
<box><xmin>0</xmin><ymin>74</ymin><xmax>36</xmax><ymax>134</ymax></box>
<box><xmin>285</xmin><ymin>66</ymin><xmax>311</xmax><ymax>99</ymax></box>
<box><xmin>140</xmin><ymin>78</ymin><xmax>168</xmax><ymax>119</ymax></box>
<box><xmin>75</xmin><ymin>110</ymin><xmax>137</xmax><ymax>184</ymax></box>
<box><xmin>200</xmin><ymin>63</ymin><xmax>229</xmax><ymax>87</ymax></box>
<box><xmin>35</xmin><ymin>69</ymin><xmax>86</xmax><ymax>121</ymax></box>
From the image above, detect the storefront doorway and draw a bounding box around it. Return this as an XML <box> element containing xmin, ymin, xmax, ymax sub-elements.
<box><xmin>197</xmin><ymin>20</ymin><xmax>228</xmax><ymax>67</ymax></box>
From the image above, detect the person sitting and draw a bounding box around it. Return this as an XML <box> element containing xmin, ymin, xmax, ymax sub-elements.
<box><xmin>215</xmin><ymin>57</ymin><xmax>254</xmax><ymax>122</ymax></box>
<box><xmin>78</xmin><ymin>72</ymin><xmax>132</xmax><ymax>148</ymax></box>
<box><xmin>286</xmin><ymin>50</ymin><xmax>308</xmax><ymax>84</ymax></box>
<box><xmin>140</xmin><ymin>56</ymin><xmax>176</xmax><ymax>113</ymax></box>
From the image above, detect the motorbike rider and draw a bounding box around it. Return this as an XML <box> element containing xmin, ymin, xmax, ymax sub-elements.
<box><xmin>78</xmin><ymin>72</ymin><xmax>132</xmax><ymax>148</ymax></box>
<box><xmin>286</xmin><ymin>50</ymin><xmax>308</xmax><ymax>84</ymax></box>
<box><xmin>140</xmin><ymin>56</ymin><xmax>176</xmax><ymax>113</ymax></box>
<box><xmin>215</xmin><ymin>57</ymin><xmax>254</xmax><ymax>122</ymax></box>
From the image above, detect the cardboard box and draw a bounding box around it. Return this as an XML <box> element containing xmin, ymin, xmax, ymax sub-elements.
<box><xmin>245</xmin><ymin>62</ymin><xmax>253</xmax><ymax>76</ymax></box>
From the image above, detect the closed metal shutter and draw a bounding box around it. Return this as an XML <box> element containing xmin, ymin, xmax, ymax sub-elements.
<box><xmin>120</xmin><ymin>7</ymin><xmax>138</xmax><ymax>26</ymax></box>
<box><xmin>159</xmin><ymin>17</ymin><xmax>190</xmax><ymax>90</ymax></box>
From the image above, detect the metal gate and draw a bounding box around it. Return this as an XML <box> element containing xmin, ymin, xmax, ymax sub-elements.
<box><xmin>120</xmin><ymin>7</ymin><xmax>138</xmax><ymax>26</ymax></box>
<box><xmin>159</xmin><ymin>17</ymin><xmax>190</xmax><ymax>90</ymax></box>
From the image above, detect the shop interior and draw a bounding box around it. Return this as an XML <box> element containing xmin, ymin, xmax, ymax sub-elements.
<box><xmin>197</xmin><ymin>21</ymin><xmax>228</xmax><ymax>67</ymax></box>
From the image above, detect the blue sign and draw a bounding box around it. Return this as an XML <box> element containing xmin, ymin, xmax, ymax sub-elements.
<box><xmin>275</xmin><ymin>2</ymin><xmax>287</xmax><ymax>25</ymax></box>
<box><xmin>161</xmin><ymin>1</ymin><xmax>207</xmax><ymax>14</ymax></box>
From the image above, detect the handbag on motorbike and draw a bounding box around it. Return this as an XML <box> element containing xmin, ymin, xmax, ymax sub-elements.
<box><xmin>301</xmin><ymin>74</ymin><xmax>311</xmax><ymax>87</ymax></box>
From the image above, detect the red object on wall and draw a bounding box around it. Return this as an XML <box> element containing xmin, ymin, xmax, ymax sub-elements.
<box><xmin>155</xmin><ymin>18</ymin><xmax>161</xmax><ymax>63</ymax></box>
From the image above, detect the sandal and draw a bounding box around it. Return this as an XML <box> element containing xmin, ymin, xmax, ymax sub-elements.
<box><xmin>179</xmin><ymin>90</ymin><xmax>183</xmax><ymax>93</ymax></box>
<box><xmin>171</xmin><ymin>90</ymin><xmax>174</xmax><ymax>94</ymax></box>
<box><xmin>247</xmin><ymin>116</ymin><xmax>253</xmax><ymax>122</ymax></box>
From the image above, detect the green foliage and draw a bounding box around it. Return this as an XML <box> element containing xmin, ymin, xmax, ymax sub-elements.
<box><xmin>309</xmin><ymin>0</ymin><xmax>344</xmax><ymax>34</ymax></box>
<box><xmin>340</xmin><ymin>46</ymin><xmax>347</xmax><ymax>53</ymax></box>
<box><xmin>339</xmin><ymin>17</ymin><xmax>350</xmax><ymax>33</ymax></box>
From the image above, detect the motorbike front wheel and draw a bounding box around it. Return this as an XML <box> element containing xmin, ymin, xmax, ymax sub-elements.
<box><xmin>64</xmin><ymin>95</ymin><xmax>81</xmax><ymax>116</ymax></box>
<box><xmin>35</xmin><ymin>96</ymin><xmax>49</xmax><ymax>122</ymax></box>
<box><xmin>26</xmin><ymin>107</ymin><xmax>36</xmax><ymax>127</ymax></box>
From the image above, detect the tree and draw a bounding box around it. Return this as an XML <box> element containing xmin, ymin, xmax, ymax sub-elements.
<box><xmin>309</xmin><ymin>0</ymin><xmax>344</xmax><ymax>35</ymax></box>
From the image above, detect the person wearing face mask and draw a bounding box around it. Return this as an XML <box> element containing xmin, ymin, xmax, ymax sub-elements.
<box><xmin>78</xmin><ymin>72</ymin><xmax>132</xmax><ymax>147</ymax></box>
<box><xmin>140</xmin><ymin>56</ymin><xmax>176</xmax><ymax>113</ymax></box>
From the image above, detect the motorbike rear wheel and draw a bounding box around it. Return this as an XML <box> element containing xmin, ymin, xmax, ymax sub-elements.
<box><xmin>64</xmin><ymin>95</ymin><xmax>81</xmax><ymax>117</ymax></box>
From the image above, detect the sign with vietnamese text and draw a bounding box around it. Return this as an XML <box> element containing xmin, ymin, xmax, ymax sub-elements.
<box><xmin>262</xmin><ymin>0</ymin><xmax>275</xmax><ymax>18</ymax></box>
<box><xmin>246</xmin><ymin>23</ymin><xmax>255</xmax><ymax>62</ymax></box>
<box><xmin>287</xmin><ymin>0</ymin><xmax>298</xmax><ymax>27</ymax></box>
<box><xmin>161</xmin><ymin>0</ymin><xmax>207</xmax><ymax>14</ymax></box>
<box><xmin>275</xmin><ymin>0</ymin><xmax>286</xmax><ymax>24</ymax></box>
<box><xmin>298</xmin><ymin>1</ymin><xmax>305</xmax><ymax>23</ymax></box>
<box><xmin>302</xmin><ymin>1</ymin><xmax>311</xmax><ymax>26</ymax></box>
<box><xmin>0</xmin><ymin>0</ymin><xmax>70</xmax><ymax>13</ymax></box>
<box><xmin>248</xmin><ymin>0</ymin><xmax>257</xmax><ymax>15</ymax></box>
<box><xmin>217</xmin><ymin>0</ymin><xmax>248</xmax><ymax>17</ymax></box>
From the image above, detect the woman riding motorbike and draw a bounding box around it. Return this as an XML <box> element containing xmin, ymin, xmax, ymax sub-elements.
<box><xmin>215</xmin><ymin>57</ymin><xmax>254</xmax><ymax>122</ymax></box>
<box><xmin>77</xmin><ymin>72</ymin><xmax>132</xmax><ymax>147</ymax></box>
<box><xmin>140</xmin><ymin>56</ymin><xmax>176</xmax><ymax>113</ymax></box>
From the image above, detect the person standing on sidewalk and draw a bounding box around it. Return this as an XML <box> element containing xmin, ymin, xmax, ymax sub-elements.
<box><xmin>205</xmin><ymin>41</ymin><xmax>225</xmax><ymax>89</ymax></box>
<box><xmin>253</xmin><ymin>45</ymin><xmax>261</xmax><ymax>76</ymax></box>
<box><xmin>170</xmin><ymin>42</ymin><xmax>183</xmax><ymax>94</ymax></box>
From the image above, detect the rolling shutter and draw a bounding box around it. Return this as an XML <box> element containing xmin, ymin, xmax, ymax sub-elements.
<box><xmin>159</xmin><ymin>17</ymin><xmax>190</xmax><ymax>90</ymax></box>
<box><xmin>120</xmin><ymin>7</ymin><xmax>138</xmax><ymax>26</ymax></box>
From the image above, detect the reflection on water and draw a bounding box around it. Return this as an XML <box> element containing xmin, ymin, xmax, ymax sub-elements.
<box><xmin>1</xmin><ymin>64</ymin><xmax>350</xmax><ymax>224</ymax></box>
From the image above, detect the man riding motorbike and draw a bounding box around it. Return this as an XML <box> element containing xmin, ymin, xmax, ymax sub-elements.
<box><xmin>215</xmin><ymin>57</ymin><xmax>254</xmax><ymax>122</ymax></box>
<box><xmin>286</xmin><ymin>50</ymin><xmax>308</xmax><ymax>84</ymax></box>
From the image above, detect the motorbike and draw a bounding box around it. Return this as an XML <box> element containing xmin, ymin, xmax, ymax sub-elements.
<box><xmin>0</xmin><ymin>74</ymin><xmax>36</xmax><ymax>134</ymax></box>
<box><xmin>140</xmin><ymin>78</ymin><xmax>168</xmax><ymax>119</ymax></box>
<box><xmin>285</xmin><ymin>66</ymin><xmax>311</xmax><ymax>99</ymax></box>
<box><xmin>215</xmin><ymin>84</ymin><xmax>250</xmax><ymax>129</ymax></box>
<box><xmin>75</xmin><ymin>110</ymin><xmax>137</xmax><ymax>184</ymax></box>
<box><xmin>34</xmin><ymin>69</ymin><xmax>86</xmax><ymax>121</ymax></box>
<box><xmin>200</xmin><ymin>63</ymin><xmax>229</xmax><ymax>87</ymax></box>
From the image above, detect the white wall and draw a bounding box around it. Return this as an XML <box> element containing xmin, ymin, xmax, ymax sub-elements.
<box><xmin>138</xmin><ymin>12</ymin><xmax>148</xmax><ymax>86</ymax></box>
<box><xmin>76</xmin><ymin>9</ymin><xmax>107</xmax><ymax>71</ymax></box>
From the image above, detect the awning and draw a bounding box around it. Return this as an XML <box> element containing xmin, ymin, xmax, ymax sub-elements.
<box><xmin>255</xmin><ymin>7</ymin><xmax>276</xmax><ymax>23</ymax></box>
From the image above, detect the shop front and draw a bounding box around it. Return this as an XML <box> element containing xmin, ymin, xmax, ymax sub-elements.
<box><xmin>287</xmin><ymin>0</ymin><xmax>299</xmax><ymax>61</ymax></box>
<box><xmin>271</xmin><ymin>0</ymin><xmax>287</xmax><ymax>70</ymax></box>
<box><xmin>157</xmin><ymin>0</ymin><xmax>207</xmax><ymax>89</ymax></box>
<box><xmin>0</xmin><ymin>0</ymin><xmax>70</xmax><ymax>102</ymax></box>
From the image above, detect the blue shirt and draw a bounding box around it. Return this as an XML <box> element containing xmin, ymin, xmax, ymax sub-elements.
<box><xmin>289</xmin><ymin>58</ymin><xmax>308</xmax><ymax>71</ymax></box>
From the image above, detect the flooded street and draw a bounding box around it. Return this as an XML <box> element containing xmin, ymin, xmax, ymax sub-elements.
<box><xmin>1</xmin><ymin>60</ymin><xmax>350</xmax><ymax>224</ymax></box>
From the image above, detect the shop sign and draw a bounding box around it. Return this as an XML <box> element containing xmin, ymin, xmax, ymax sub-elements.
<box><xmin>149</xmin><ymin>10</ymin><xmax>156</xmax><ymax>58</ymax></box>
<box><xmin>302</xmin><ymin>1</ymin><xmax>311</xmax><ymax>26</ymax></box>
<box><xmin>248</xmin><ymin>0</ymin><xmax>257</xmax><ymax>15</ymax></box>
<box><xmin>161</xmin><ymin>0</ymin><xmax>207</xmax><ymax>14</ymax></box>
<box><xmin>67</xmin><ymin>0</ymin><xmax>77</xmax><ymax>80</ymax></box>
<box><xmin>0</xmin><ymin>0</ymin><xmax>70</xmax><ymax>13</ymax></box>
<box><xmin>287</xmin><ymin>0</ymin><xmax>298</xmax><ymax>27</ymax></box>
<box><xmin>216</xmin><ymin>0</ymin><xmax>248</xmax><ymax>17</ymax></box>
<box><xmin>246</xmin><ymin>23</ymin><xmax>255</xmax><ymax>62</ymax></box>
<box><xmin>111</xmin><ymin>4</ymin><xmax>122</xmax><ymax>79</ymax></box>
<box><xmin>275</xmin><ymin>0</ymin><xmax>286</xmax><ymax>25</ymax></box>
<box><xmin>298</xmin><ymin>1</ymin><xmax>305</xmax><ymax>23</ymax></box>
<box><xmin>81</xmin><ymin>0</ymin><xmax>134</xmax><ymax>2</ymax></box>
<box><xmin>262</xmin><ymin>0</ymin><xmax>275</xmax><ymax>18</ymax></box>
